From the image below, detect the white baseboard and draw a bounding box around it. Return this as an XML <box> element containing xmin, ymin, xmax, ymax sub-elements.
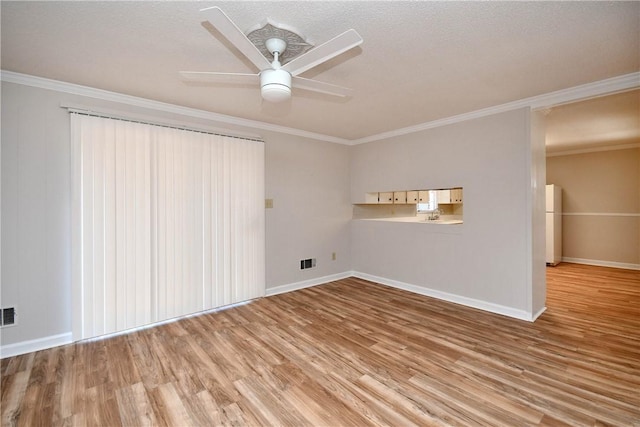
<box><xmin>266</xmin><ymin>271</ymin><xmax>353</xmax><ymax>297</ymax></box>
<box><xmin>532</xmin><ymin>306</ymin><xmax>547</xmax><ymax>321</ymax></box>
<box><xmin>352</xmin><ymin>271</ymin><xmax>538</xmax><ymax>322</ymax></box>
<box><xmin>2</xmin><ymin>275</ymin><xmax>352</xmax><ymax>359</ymax></box>
<box><xmin>0</xmin><ymin>270</ymin><xmax>550</xmax><ymax>359</ymax></box>
<box><xmin>1</xmin><ymin>332</ymin><xmax>73</xmax><ymax>359</ymax></box>
<box><xmin>561</xmin><ymin>257</ymin><xmax>640</xmax><ymax>271</ymax></box>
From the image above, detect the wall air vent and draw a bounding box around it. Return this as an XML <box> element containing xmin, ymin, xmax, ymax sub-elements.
<box><xmin>300</xmin><ymin>258</ymin><xmax>317</xmax><ymax>270</ymax></box>
<box><xmin>1</xmin><ymin>307</ymin><xmax>16</xmax><ymax>327</ymax></box>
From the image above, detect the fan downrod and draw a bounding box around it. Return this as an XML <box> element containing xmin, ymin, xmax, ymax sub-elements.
<box><xmin>260</xmin><ymin>38</ymin><xmax>291</xmax><ymax>102</ymax></box>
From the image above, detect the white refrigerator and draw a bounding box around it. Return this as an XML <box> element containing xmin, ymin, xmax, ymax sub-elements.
<box><xmin>546</xmin><ymin>184</ymin><xmax>562</xmax><ymax>265</ymax></box>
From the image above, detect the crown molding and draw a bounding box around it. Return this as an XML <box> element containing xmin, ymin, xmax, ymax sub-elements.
<box><xmin>546</xmin><ymin>142</ymin><xmax>640</xmax><ymax>157</ymax></box>
<box><xmin>351</xmin><ymin>72</ymin><xmax>640</xmax><ymax>145</ymax></box>
<box><xmin>0</xmin><ymin>70</ymin><xmax>351</xmax><ymax>145</ymax></box>
<box><xmin>2</xmin><ymin>70</ymin><xmax>638</xmax><ymax>146</ymax></box>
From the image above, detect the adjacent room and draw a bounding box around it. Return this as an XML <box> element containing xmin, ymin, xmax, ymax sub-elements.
<box><xmin>1</xmin><ymin>2</ymin><xmax>639</xmax><ymax>425</ymax></box>
<box><xmin>545</xmin><ymin>90</ymin><xmax>640</xmax><ymax>270</ymax></box>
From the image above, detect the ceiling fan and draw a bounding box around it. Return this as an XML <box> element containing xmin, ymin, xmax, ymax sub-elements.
<box><xmin>180</xmin><ymin>7</ymin><xmax>363</xmax><ymax>103</ymax></box>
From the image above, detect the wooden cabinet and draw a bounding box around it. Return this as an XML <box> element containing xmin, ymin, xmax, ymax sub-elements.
<box><xmin>378</xmin><ymin>192</ymin><xmax>394</xmax><ymax>204</ymax></box>
<box><xmin>436</xmin><ymin>188</ymin><xmax>463</xmax><ymax>204</ymax></box>
<box><xmin>360</xmin><ymin>188</ymin><xmax>462</xmax><ymax>205</ymax></box>
<box><xmin>450</xmin><ymin>188</ymin><xmax>463</xmax><ymax>203</ymax></box>
<box><xmin>406</xmin><ymin>191</ymin><xmax>419</xmax><ymax>203</ymax></box>
<box><xmin>393</xmin><ymin>191</ymin><xmax>407</xmax><ymax>204</ymax></box>
<box><xmin>365</xmin><ymin>192</ymin><xmax>379</xmax><ymax>203</ymax></box>
<box><xmin>436</xmin><ymin>189</ymin><xmax>451</xmax><ymax>204</ymax></box>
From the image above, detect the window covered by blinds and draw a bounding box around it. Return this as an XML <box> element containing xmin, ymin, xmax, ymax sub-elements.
<box><xmin>71</xmin><ymin>114</ymin><xmax>265</xmax><ymax>340</ymax></box>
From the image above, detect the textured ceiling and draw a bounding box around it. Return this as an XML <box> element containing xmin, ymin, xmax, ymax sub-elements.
<box><xmin>1</xmin><ymin>1</ymin><xmax>639</xmax><ymax>143</ymax></box>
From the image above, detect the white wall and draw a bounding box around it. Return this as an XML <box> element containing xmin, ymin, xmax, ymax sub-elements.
<box><xmin>350</xmin><ymin>108</ymin><xmax>545</xmax><ymax>320</ymax></box>
<box><xmin>0</xmin><ymin>80</ymin><xmax>353</xmax><ymax>353</ymax></box>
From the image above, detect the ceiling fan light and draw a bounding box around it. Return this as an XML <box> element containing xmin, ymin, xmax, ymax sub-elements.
<box><xmin>262</xmin><ymin>84</ymin><xmax>291</xmax><ymax>102</ymax></box>
<box><xmin>260</xmin><ymin>69</ymin><xmax>292</xmax><ymax>102</ymax></box>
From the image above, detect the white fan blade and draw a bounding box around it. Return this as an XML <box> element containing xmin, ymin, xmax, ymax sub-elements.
<box><xmin>292</xmin><ymin>76</ymin><xmax>353</xmax><ymax>98</ymax></box>
<box><xmin>200</xmin><ymin>6</ymin><xmax>271</xmax><ymax>70</ymax></box>
<box><xmin>180</xmin><ymin>71</ymin><xmax>258</xmax><ymax>85</ymax></box>
<box><xmin>282</xmin><ymin>29</ymin><xmax>363</xmax><ymax>77</ymax></box>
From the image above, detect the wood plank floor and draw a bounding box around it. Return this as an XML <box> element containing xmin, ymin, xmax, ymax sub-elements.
<box><xmin>2</xmin><ymin>263</ymin><xmax>639</xmax><ymax>426</ymax></box>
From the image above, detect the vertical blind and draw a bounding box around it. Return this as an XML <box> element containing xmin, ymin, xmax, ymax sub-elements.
<box><xmin>71</xmin><ymin>113</ymin><xmax>265</xmax><ymax>340</ymax></box>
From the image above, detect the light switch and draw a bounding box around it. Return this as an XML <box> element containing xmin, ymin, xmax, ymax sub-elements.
<box><xmin>265</xmin><ymin>199</ymin><xmax>274</xmax><ymax>209</ymax></box>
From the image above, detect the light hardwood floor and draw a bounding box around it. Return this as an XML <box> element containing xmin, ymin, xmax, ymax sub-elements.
<box><xmin>2</xmin><ymin>263</ymin><xmax>639</xmax><ymax>426</ymax></box>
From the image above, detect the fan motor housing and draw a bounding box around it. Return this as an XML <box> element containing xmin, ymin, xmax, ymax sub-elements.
<box><xmin>260</xmin><ymin>69</ymin><xmax>291</xmax><ymax>102</ymax></box>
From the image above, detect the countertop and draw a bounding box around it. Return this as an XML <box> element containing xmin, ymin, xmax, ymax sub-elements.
<box><xmin>357</xmin><ymin>217</ymin><xmax>463</xmax><ymax>225</ymax></box>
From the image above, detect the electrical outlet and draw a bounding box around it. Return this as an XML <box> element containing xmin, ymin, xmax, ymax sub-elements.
<box><xmin>332</xmin><ymin>252</ymin><xmax>336</xmax><ymax>260</ymax></box>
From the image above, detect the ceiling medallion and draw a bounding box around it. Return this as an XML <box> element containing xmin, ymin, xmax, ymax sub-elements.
<box><xmin>246</xmin><ymin>21</ymin><xmax>313</xmax><ymax>65</ymax></box>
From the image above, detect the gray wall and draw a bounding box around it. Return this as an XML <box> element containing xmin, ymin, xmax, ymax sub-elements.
<box><xmin>1</xmin><ymin>82</ymin><xmax>72</xmax><ymax>346</ymax></box>
<box><xmin>1</xmin><ymin>81</ymin><xmax>352</xmax><ymax>348</ymax></box>
<box><xmin>263</xmin><ymin>130</ymin><xmax>352</xmax><ymax>289</ymax></box>
<box><xmin>350</xmin><ymin>108</ymin><xmax>545</xmax><ymax>319</ymax></box>
<box><xmin>1</xmin><ymin>78</ymin><xmax>544</xmax><ymax>353</ymax></box>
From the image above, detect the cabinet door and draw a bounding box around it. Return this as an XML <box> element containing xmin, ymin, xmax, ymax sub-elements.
<box><xmin>365</xmin><ymin>192</ymin><xmax>380</xmax><ymax>203</ymax></box>
<box><xmin>418</xmin><ymin>190</ymin><xmax>430</xmax><ymax>203</ymax></box>
<box><xmin>378</xmin><ymin>192</ymin><xmax>394</xmax><ymax>204</ymax></box>
<box><xmin>436</xmin><ymin>189</ymin><xmax>451</xmax><ymax>204</ymax></box>
<box><xmin>406</xmin><ymin>191</ymin><xmax>419</xmax><ymax>203</ymax></box>
<box><xmin>393</xmin><ymin>191</ymin><xmax>407</xmax><ymax>204</ymax></box>
<box><xmin>450</xmin><ymin>188</ymin><xmax>463</xmax><ymax>203</ymax></box>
